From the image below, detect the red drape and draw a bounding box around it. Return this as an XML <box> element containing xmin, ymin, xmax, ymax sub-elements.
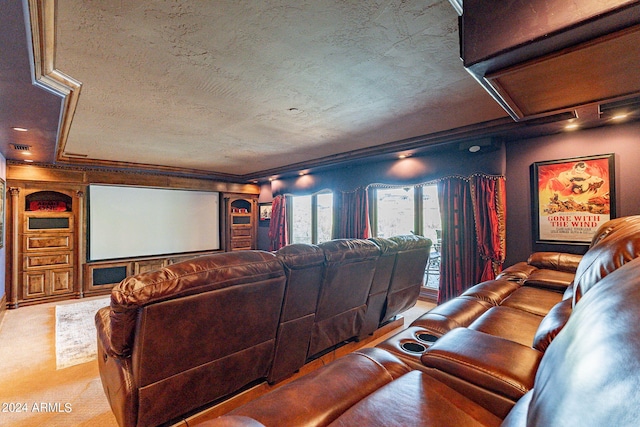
<box><xmin>470</xmin><ymin>175</ymin><xmax>507</xmax><ymax>281</ymax></box>
<box><xmin>336</xmin><ymin>187</ymin><xmax>370</xmax><ymax>239</ymax></box>
<box><xmin>437</xmin><ymin>178</ymin><xmax>483</xmax><ymax>304</ymax></box>
<box><xmin>268</xmin><ymin>195</ymin><xmax>288</xmax><ymax>251</ymax></box>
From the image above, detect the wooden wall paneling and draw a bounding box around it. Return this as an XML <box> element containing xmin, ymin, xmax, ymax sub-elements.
<box><xmin>5</xmin><ymin>163</ymin><xmax>259</xmax><ymax>306</ymax></box>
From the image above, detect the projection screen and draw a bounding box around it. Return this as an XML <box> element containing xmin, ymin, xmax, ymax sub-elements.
<box><xmin>88</xmin><ymin>184</ymin><xmax>220</xmax><ymax>261</ymax></box>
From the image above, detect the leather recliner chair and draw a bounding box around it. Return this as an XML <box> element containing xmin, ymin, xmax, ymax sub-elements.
<box><xmin>306</xmin><ymin>239</ymin><xmax>381</xmax><ymax>359</ymax></box>
<box><xmin>268</xmin><ymin>243</ymin><xmax>326</xmax><ymax>383</ymax></box>
<box><xmin>95</xmin><ymin>251</ymin><xmax>287</xmax><ymax>427</ymax></box>
<box><xmin>379</xmin><ymin>234</ymin><xmax>432</xmax><ymax>324</ymax></box>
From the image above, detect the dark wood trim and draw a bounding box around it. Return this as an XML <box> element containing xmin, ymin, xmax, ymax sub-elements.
<box><xmin>6</xmin><ymin>163</ymin><xmax>260</xmax><ymax>195</ymax></box>
<box><xmin>419</xmin><ymin>287</ymin><xmax>438</xmax><ymax>304</ymax></box>
<box><xmin>0</xmin><ymin>294</ymin><xmax>6</xmax><ymax>319</ymax></box>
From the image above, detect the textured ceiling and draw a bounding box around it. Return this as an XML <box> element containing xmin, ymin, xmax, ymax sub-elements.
<box><xmin>51</xmin><ymin>0</ymin><xmax>506</xmax><ymax>178</ymax></box>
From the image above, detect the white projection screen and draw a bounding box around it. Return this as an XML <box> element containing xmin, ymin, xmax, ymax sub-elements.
<box><xmin>88</xmin><ymin>184</ymin><xmax>220</xmax><ymax>261</ymax></box>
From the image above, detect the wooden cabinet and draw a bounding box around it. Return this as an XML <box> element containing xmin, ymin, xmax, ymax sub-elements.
<box><xmin>83</xmin><ymin>252</ymin><xmax>214</xmax><ymax>296</ymax></box>
<box><xmin>8</xmin><ymin>188</ymin><xmax>83</xmax><ymax>307</ymax></box>
<box><xmin>224</xmin><ymin>195</ymin><xmax>258</xmax><ymax>251</ymax></box>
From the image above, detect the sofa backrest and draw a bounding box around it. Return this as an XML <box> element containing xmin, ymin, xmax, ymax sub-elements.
<box><xmin>514</xmin><ymin>256</ymin><xmax>640</xmax><ymax>426</ymax></box>
<box><xmin>269</xmin><ymin>243</ymin><xmax>326</xmax><ymax>383</ymax></box>
<box><xmin>362</xmin><ymin>237</ymin><xmax>400</xmax><ymax>336</ymax></box>
<box><xmin>588</xmin><ymin>214</ymin><xmax>640</xmax><ymax>247</ymax></box>
<box><xmin>307</xmin><ymin>239</ymin><xmax>380</xmax><ymax>358</ymax></box>
<box><xmin>110</xmin><ymin>251</ymin><xmax>287</xmax><ymax>427</ymax></box>
<box><xmin>572</xmin><ymin>216</ymin><xmax>640</xmax><ymax>304</ymax></box>
<box><xmin>380</xmin><ymin>235</ymin><xmax>432</xmax><ymax>324</ymax></box>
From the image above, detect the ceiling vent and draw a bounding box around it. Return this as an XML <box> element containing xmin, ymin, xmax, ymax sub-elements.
<box><xmin>599</xmin><ymin>96</ymin><xmax>640</xmax><ymax>119</ymax></box>
<box><xmin>523</xmin><ymin>111</ymin><xmax>578</xmax><ymax>126</ymax></box>
<box><xmin>11</xmin><ymin>143</ymin><xmax>31</xmax><ymax>151</ymax></box>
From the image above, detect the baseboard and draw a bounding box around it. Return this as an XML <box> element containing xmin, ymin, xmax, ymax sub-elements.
<box><xmin>0</xmin><ymin>294</ymin><xmax>7</xmax><ymax>327</ymax></box>
<box><xmin>419</xmin><ymin>286</ymin><xmax>438</xmax><ymax>303</ymax></box>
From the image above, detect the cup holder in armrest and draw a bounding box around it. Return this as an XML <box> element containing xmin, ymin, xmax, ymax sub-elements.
<box><xmin>415</xmin><ymin>332</ymin><xmax>438</xmax><ymax>345</ymax></box>
<box><xmin>400</xmin><ymin>341</ymin><xmax>428</xmax><ymax>354</ymax></box>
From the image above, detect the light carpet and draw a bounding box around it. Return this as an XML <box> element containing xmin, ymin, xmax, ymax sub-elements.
<box><xmin>55</xmin><ymin>297</ymin><xmax>110</xmax><ymax>370</ymax></box>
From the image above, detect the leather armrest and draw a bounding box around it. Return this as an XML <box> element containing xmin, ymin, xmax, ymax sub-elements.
<box><xmin>522</xmin><ymin>269</ymin><xmax>574</xmax><ymax>292</ymax></box>
<box><xmin>497</xmin><ymin>262</ymin><xmax>538</xmax><ymax>281</ymax></box>
<box><xmin>95</xmin><ymin>306</ymin><xmax>122</xmax><ymax>358</ymax></box>
<box><xmin>227</xmin><ymin>348</ymin><xmax>411</xmax><ymax>426</ymax></box>
<box><xmin>420</xmin><ymin>328</ymin><xmax>542</xmax><ymax>417</ymax></box>
<box><xmin>527</xmin><ymin>252</ymin><xmax>582</xmax><ymax>273</ymax></box>
<box><xmin>532</xmin><ymin>298</ymin><xmax>573</xmax><ymax>352</ymax></box>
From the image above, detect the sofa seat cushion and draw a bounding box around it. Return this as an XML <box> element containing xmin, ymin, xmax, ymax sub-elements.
<box><xmin>327</xmin><ymin>370</ymin><xmax>502</xmax><ymax>427</ymax></box>
<box><xmin>499</xmin><ymin>287</ymin><xmax>563</xmax><ymax>316</ymax></box>
<box><xmin>468</xmin><ymin>306</ymin><xmax>543</xmax><ymax>347</ymax></box>
<box><xmin>410</xmin><ymin>296</ymin><xmax>494</xmax><ymax>335</ymax></box>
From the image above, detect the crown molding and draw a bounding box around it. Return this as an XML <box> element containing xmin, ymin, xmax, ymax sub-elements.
<box><xmin>26</xmin><ymin>0</ymin><xmax>82</xmax><ymax>163</ymax></box>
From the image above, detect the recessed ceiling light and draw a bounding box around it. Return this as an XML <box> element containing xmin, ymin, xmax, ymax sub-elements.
<box><xmin>12</xmin><ymin>127</ymin><xmax>28</xmax><ymax>132</ymax></box>
<box><xmin>24</xmin><ymin>159</ymin><xmax>34</xmax><ymax>163</ymax></box>
<box><xmin>565</xmin><ymin>123</ymin><xmax>580</xmax><ymax>130</ymax></box>
<box><xmin>468</xmin><ymin>145</ymin><xmax>481</xmax><ymax>153</ymax></box>
<box><xmin>398</xmin><ymin>154</ymin><xmax>408</xmax><ymax>159</ymax></box>
<box><xmin>611</xmin><ymin>113</ymin><xmax>629</xmax><ymax>121</ymax></box>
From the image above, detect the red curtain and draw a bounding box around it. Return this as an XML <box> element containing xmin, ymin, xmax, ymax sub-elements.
<box><xmin>336</xmin><ymin>187</ymin><xmax>370</xmax><ymax>239</ymax></box>
<box><xmin>268</xmin><ymin>195</ymin><xmax>288</xmax><ymax>251</ymax></box>
<box><xmin>470</xmin><ymin>175</ymin><xmax>507</xmax><ymax>281</ymax></box>
<box><xmin>437</xmin><ymin>178</ymin><xmax>483</xmax><ymax>304</ymax></box>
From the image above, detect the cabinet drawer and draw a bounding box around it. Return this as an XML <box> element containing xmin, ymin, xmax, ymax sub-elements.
<box><xmin>24</xmin><ymin>234</ymin><xmax>73</xmax><ymax>252</ymax></box>
<box><xmin>134</xmin><ymin>259</ymin><xmax>167</xmax><ymax>274</ymax></box>
<box><xmin>24</xmin><ymin>252</ymin><xmax>73</xmax><ymax>270</ymax></box>
<box><xmin>231</xmin><ymin>238</ymin><xmax>253</xmax><ymax>250</ymax></box>
<box><xmin>232</xmin><ymin>227</ymin><xmax>252</xmax><ymax>237</ymax></box>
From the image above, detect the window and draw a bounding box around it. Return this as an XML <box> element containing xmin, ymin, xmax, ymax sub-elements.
<box><xmin>373</xmin><ymin>187</ymin><xmax>416</xmax><ymax>237</ymax></box>
<box><xmin>372</xmin><ymin>184</ymin><xmax>441</xmax><ymax>290</ymax></box>
<box><xmin>316</xmin><ymin>192</ymin><xmax>333</xmax><ymax>243</ymax></box>
<box><xmin>289</xmin><ymin>191</ymin><xmax>334</xmax><ymax>244</ymax></box>
<box><xmin>421</xmin><ymin>184</ymin><xmax>441</xmax><ymax>244</ymax></box>
<box><xmin>291</xmin><ymin>195</ymin><xmax>312</xmax><ymax>244</ymax></box>
<box><xmin>372</xmin><ymin>184</ymin><xmax>440</xmax><ymax>238</ymax></box>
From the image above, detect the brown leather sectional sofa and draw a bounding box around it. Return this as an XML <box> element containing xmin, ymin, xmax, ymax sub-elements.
<box><xmin>95</xmin><ymin>235</ymin><xmax>431</xmax><ymax>427</ymax></box>
<box><xmin>200</xmin><ymin>215</ymin><xmax>640</xmax><ymax>427</ymax></box>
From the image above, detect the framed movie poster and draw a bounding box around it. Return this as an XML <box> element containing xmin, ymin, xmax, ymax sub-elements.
<box><xmin>259</xmin><ymin>203</ymin><xmax>272</xmax><ymax>221</ymax></box>
<box><xmin>532</xmin><ymin>154</ymin><xmax>615</xmax><ymax>244</ymax></box>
